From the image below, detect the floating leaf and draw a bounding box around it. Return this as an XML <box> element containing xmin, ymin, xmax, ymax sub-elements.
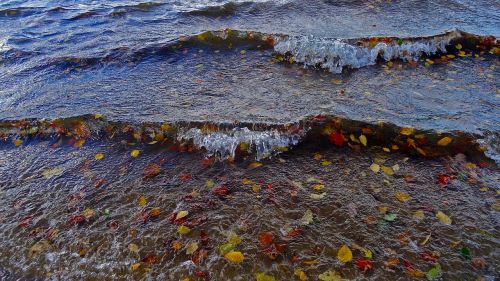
<box><xmin>224</xmin><ymin>251</ymin><xmax>244</xmax><ymax>263</ymax></box>
<box><xmin>300</xmin><ymin>209</ymin><xmax>314</xmax><ymax>225</ymax></box>
<box><xmin>186</xmin><ymin>241</ymin><xmax>199</xmax><ymax>255</ymax></box>
<box><xmin>437</xmin><ymin>137</ymin><xmax>452</xmax><ymax>146</ymax></box>
<box><xmin>318</xmin><ymin>270</ymin><xmax>343</xmax><ymax>281</ymax></box>
<box><xmin>364</xmin><ymin>249</ymin><xmax>373</xmax><ymax>259</ymax></box>
<box><xmin>258</xmin><ymin>232</ymin><xmax>274</xmax><ymax>248</ymax></box>
<box><xmin>321</xmin><ymin>160</ymin><xmax>332</xmax><ymax>166</ymax></box>
<box><xmin>83</xmin><ymin>208</ymin><xmax>94</xmax><ymax>219</ymax></box>
<box><xmin>381</xmin><ymin>166</ymin><xmax>394</xmax><ymax>176</ymax></box>
<box><xmin>460</xmin><ymin>247</ymin><xmax>471</xmax><ymax>260</ymax></box>
<box><xmin>436</xmin><ymin>211</ymin><xmax>452</xmax><ymax>225</ymax></box>
<box><xmin>177</xmin><ymin>225</ymin><xmax>191</xmax><ymax>235</ymax></box>
<box><xmin>359</xmin><ymin>134</ymin><xmax>367</xmax><ymax>146</ymax></box>
<box><xmin>255</xmin><ymin>272</ymin><xmax>276</xmax><ymax>281</ymax></box>
<box><xmin>370</xmin><ymin>163</ymin><xmax>380</xmax><ymax>173</ymax></box>
<box><xmin>42</xmin><ymin>167</ymin><xmax>63</xmax><ymax>179</ymax></box>
<box><xmin>356</xmin><ymin>258</ymin><xmax>374</xmax><ymax>271</ymax></box>
<box><xmin>219</xmin><ymin>243</ymin><xmax>236</xmax><ymax>255</ymax></box>
<box><xmin>384</xmin><ymin>213</ymin><xmax>398</xmax><ymax>221</ymax></box>
<box><xmin>138</xmin><ymin>196</ymin><xmax>147</xmax><ymax>206</ymax></box>
<box><xmin>172</xmin><ymin>240</ymin><xmax>182</xmax><ymax>252</ymax></box>
<box><xmin>206</xmin><ymin>179</ymin><xmax>215</xmax><ymax>188</ymax></box>
<box><xmin>426</xmin><ymin>264</ymin><xmax>441</xmax><ymax>280</ymax></box>
<box><xmin>248</xmin><ymin>162</ymin><xmax>263</xmax><ymax>169</ymax></box>
<box><xmin>337</xmin><ymin>245</ymin><xmax>352</xmax><ymax>263</ymax></box>
<box><xmin>95</xmin><ymin>153</ymin><xmax>104</xmax><ymax>160</ymax></box>
<box><xmin>130</xmin><ymin>149</ymin><xmax>141</xmax><ymax>157</ymax></box>
<box><xmin>294</xmin><ymin>269</ymin><xmax>308</xmax><ymax>281</ymax></box>
<box><xmin>13</xmin><ymin>139</ymin><xmax>23</xmax><ymax>147</ymax></box>
<box><xmin>143</xmin><ymin>163</ymin><xmax>161</xmax><ymax>178</ymax></box>
<box><xmin>395</xmin><ymin>192</ymin><xmax>411</xmax><ymax>203</ymax></box>
<box><xmin>400</xmin><ymin>127</ymin><xmax>415</xmax><ymax>136</ymax></box>
<box><xmin>312</xmin><ymin>184</ymin><xmax>324</xmax><ymax>190</ymax></box>
<box><xmin>175</xmin><ymin>211</ymin><xmax>189</xmax><ymax>220</ymax></box>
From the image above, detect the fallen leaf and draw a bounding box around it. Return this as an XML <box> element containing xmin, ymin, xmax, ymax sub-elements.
<box><xmin>128</xmin><ymin>243</ymin><xmax>139</xmax><ymax>253</ymax></box>
<box><xmin>248</xmin><ymin>162</ymin><xmax>263</xmax><ymax>169</ymax></box>
<box><xmin>185</xmin><ymin>241</ymin><xmax>199</xmax><ymax>255</ymax></box>
<box><xmin>219</xmin><ymin>243</ymin><xmax>236</xmax><ymax>255</ymax></box>
<box><xmin>413</xmin><ymin>210</ymin><xmax>425</xmax><ymax>220</ymax></box>
<box><xmin>206</xmin><ymin>179</ymin><xmax>215</xmax><ymax>188</ymax></box>
<box><xmin>131</xmin><ymin>263</ymin><xmax>141</xmax><ymax>271</ymax></box>
<box><xmin>436</xmin><ymin>211</ymin><xmax>452</xmax><ymax>225</ymax></box>
<box><xmin>460</xmin><ymin>247</ymin><xmax>471</xmax><ymax>260</ymax></box>
<box><xmin>294</xmin><ymin>269</ymin><xmax>308</xmax><ymax>281</ymax></box>
<box><xmin>426</xmin><ymin>264</ymin><xmax>441</xmax><ymax>280</ymax></box>
<box><xmin>143</xmin><ymin>163</ymin><xmax>161</xmax><ymax>178</ymax></box>
<box><xmin>310</xmin><ymin>193</ymin><xmax>326</xmax><ymax>199</ymax></box>
<box><xmin>224</xmin><ymin>251</ymin><xmax>244</xmax><ymax>263</ymax></box>
<box><xmin>255</xmin><ymin>272</ymin><xmax>276</xmax><ymax>281</ymax></box>
<box><xmin>381</xmin><ymin>166</ymin><xmax>394</xmax><ymax>176</ymax></box>
<box><xmin>258</xmin><ymin>232</ymin><xmax>274</xmax><ymax>248</ymax></box>
<box><xmin>131</xmin><ymin>149</ymin><xmax>141</xmax><ymax>157</ymax></box>
<box><xmin>172</xmin><ymin>240</ymin><xmax>182</xmax><ymax>252</ymax></box>
<box><xmin>138</xmin><ymin>196</ymin><xmax>147</xmax><ymax>206</ymax></box>
<box><xmin>437</xmin><ymin>137</ymin><xmax>452</xmax><ymax>146</ymax></box>
<box><xmin>83</xmin><ymin>208</ymin><xmax>94</xmax><ymax>219</ymax></box>
<box><xmin>359</xmin><ymin>135</ymin><xmax>367</xmax><ymax>146</ymax></box>
<box><xmin>176</xmin><ymin>211</ymin><xmax>189</xmax><ymax>220</ymax></box>
<box><xmin>356</xmin><ymin>258</ymin><xmax>374</xmax><ymax>271</ymax></box>
<box><xmin>395</xmin><ymin>192</ymin><xmax>411</xmax><ymax>203</ymax></box>
<box><xmin>42</xmin><ymin>167</ymin><xmax>63</xmax><ymax>179</ymax></box>
<box><xmin>95</xmin><ymin>153</ymin><xmax>104</xmax><ymax>160</ymax></box>
<box><xmin>384</xmin><ymin>213</ymin><xmax>398</xmax><ymax>221</ymax></box>
<box><xmin>177</xmin><ymin>225</ymin><xmax>191</xmax><ymax>235</ymax></box>
<box><xmin>318</xmin><ymin>270</ymin><xmax>343</xmax><ymax>281</ymax></box>
<box><xmin>300</xmin><ymin>209</ymin><xmax>314</xmax><ymax>225</ymax></box>
<box><xmin>337</xmin><ymin>245</ymin><xmax>352</xmax><ymax>263</ymax></box>
<box><xmin>370</xmin><ymin>163</ymin><xmax>380</xmax><ymax>173</ymax></box>
<box><xmin>13</xmin><ymin>139</ymin><xmax>23</xmax><ymax>147</ymax></box>
<box><xmin>400</xmin><ymin>127</ymin><xmax>414</xmax><ymax>136</ymax></box>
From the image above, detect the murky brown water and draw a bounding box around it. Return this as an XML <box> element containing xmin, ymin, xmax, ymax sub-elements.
<box><xmin>0</xmin><ymin>139</ymin><xmax>498</xmax><ymax>280</ymax></box>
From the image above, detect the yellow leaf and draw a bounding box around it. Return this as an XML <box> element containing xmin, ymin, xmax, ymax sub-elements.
<box><xmin>240</xmin><ymin>142</ymin><xmax>249</xmax><ymax>151</ymax></box>
<box><xmin>131</xmin><ymin>149</ymin><xmax>141</xmax><ymax>157</ymax></box>
<box><xmin>128</xmin><ymin>243</ymin><xmax>139</xmax><ymax>253</ymax></box>
<box><xmin>321</xmin><ymin>160</ymin><xmax>332</xmax><ymax>166</ymax></box>
<box><xmin>224</xmin><ymin>251</ymin><xmax>244</xmax><ymax>263</ymax></box>
<box><xmin>160</xmin><ymin>123</ymin><xmax>172</xmax><ymax>131</ymax></box>
<box><xmin>176</xmin><ymin>211</ymin><xmax>189</xmax><ymax>220</ymax></box>
<box><xmin>241</xmin><ymin>178</ymin><xmax>252</xmax><ymax>185</ymax></box>
<box><xmin>95</xmin><ymin>153</ymin><xmax>104</xmax><ymax>160</ymax></box>
<box><xmin>138</xmin><ymin>196</ymin><xmax>147</xmax><ymax>206</ymax></box>
<box><xmin>464</xmin><ymin>162</ymin><xmax>476</xmax><ymax>169</ymax></box>
<box><xmin>436</xmin><ymin>211</ymin><xmax>452</xmax><ymax>225</ymax></box>
<box><xmin>172</xmin><ymin>240</ymin><xmax>182</xmax><ymax>252</ymax></box>
<box><xmin>206</xmin><ymin>179</ymin><xmax>215</xmax><ymax>188</ymax></box>
<box><xmin>413</xmin><ymin>210</ymin><xmax>425</xmax><ymax>220</ymax></box>
<box><xmin>255</xmin><ymin>272</ymin><xmax>276</xmax><ymax>281</ymax></box>
<box><xmin>227</xmin><ymin>231</ymin><xmax>242</xmax><ymax>245</ymax></box>
<box><xmin>248</xmin><ymin>162</ymin><xmax>263</xmax><ymax>169</ymax></box>
<box><xmin>318</xmin><ymin>270</ymin><xmax>343</xmax><ymax>281</ymax></box>
<box><xmin>455</xmin><ymin>43</ymin><xmax>462</xmax><ymax>50</ymax></box>
<box><xmin>337</xmin><ymin>245</ymin><xmax>352</xmax><ymax>263</ymax></box>
<box><xmin>359</xmin><ymin>134</ymin><xmax>367</xmax><ymax>146</ymax></box>
<box><xmin>395</xmin><ymin>192</ymin><xmax>411</xmax><ymax>203</ymax></box>
<box><xmin>300</xmin><ymin>209</ymin><xmax>313</xmax><ymax>225</ymax></box>
<box><xmin>420</xmin><ymin>233</ymin><xmax>431</xmax><ymax>246</ymax></box>
<box><xmin>312</xmin><ymin>184</ymin><xmax>324</xmax><ymax>190</ymax></box>
<box><xmin>131</xmin><ymin>263</ymin><xmax>141</xmax><ymax>271</ymax></box>
<box><xmin>83</xmin><ymin>208</ymin><xmax>94</xmax><ymax>219</ymax></box>
<box><xmin>400</xmin><ymin>127</ymin><xmax>414</xmax><ymax>136</ymax></box>
<box><xmin>252</xmin><ymin>184</ymin><xmax>261</xmax><ymax>193</ymax></box>
<box><xmin>42</xmin><ymin>167</ymin><xmax>63</xmax><ymax>179</ymax></box>
<box><xmin>364</xmin><ymin>249</ymin><xmax>373</xmax><ymax>259</ymax></box>
<box><xmin>370</xmin><ymin>163</ymin><xmax>380</xmax><ymax>173</ymax></box>
<box><xmin>294</xmin><ymin>269</ymin><xmax>308</xmax><ymax>281</ymax></box>
<box><xmin>13</xmin><ymin>139</ymin><xmax>23</xmax><ymax>147</ymax></box>
<box><xmin>381</xmin><ymin>166</ymin><xmax>394</xmax><ymax>176</ymax></box>
<box><xmin>302</xmin><ymin>260</ymin><xmax>319</xmax><ymax>265</ymax></box>
<box><xmin>177</xmin><ymin>225</ymin><xmax>191</xmax><ymax>235</ymax></box>
<box><xmin>185</xmin><ymin>241</ymin><xmax>199</xmax><ymax>255</ymax></box>
<box><xmin>383</xmin><ymin>147</ymin><xmax>390</xmax><ymax>152</ymax></box>
<box><xmin>94</xmin><ymin>113</ymin><xmax>103</xmax><ymax>119</ymax></box>
<box><xmin>74</xmin><ymin>139</ymin><xmax>85</xmax><ymax>148</ymax></box>
<box><xmin>437</xmin><ymin>136</ymin><xmax>452</xmax><ymax>146</ymax></box>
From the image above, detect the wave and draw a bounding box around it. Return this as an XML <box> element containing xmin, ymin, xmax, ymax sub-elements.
<box><xmin>0</xmin><ymin>114</ymin><xmax>495</xmax><ymax>165</ymax></box>
<box><xmin>274</xmin><ymin>29</ymin><xmax>499</xmax><ymax>73</ymax></box>
<box><xmin>173</xmin><ymin>0</ymin><xmax>289</xmax><ymax>13</ymax></box>
<box><xmin>1</xmin><ymin>29</ymin><xmax>498</xmax><ymax>74</ymax></box>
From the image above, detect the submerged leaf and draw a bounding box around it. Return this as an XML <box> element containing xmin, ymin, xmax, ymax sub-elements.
<box><xmin>437</xmin><ymin>137</ymin><xmax>452</xmax><ymax>146</ymax></box>
<box><xmin>175</xmin><ymin>211</ymin><xmax>189</xmax><ymax>220</ymax></box>
<box><xmin>177</xmin><ymin>225</ymin><xmax>191</xmax><ymax>235</ymax></box>
<box><xmin>185</xmin><ymin>241</ymin><xmax>199</xmax><ymax>255</ymax></box>
<box><xmin>337</xmin><ymin>245</ymin><xmax>352</xmax><ymax>263</ymax></box>
<box><xmin>255</xmin><ymin>272</ymin><xmax>276</xmax><ymax>281</ymax></box>
<box><xmin>384</xmin><ymin>213</ymin><xmax>398</xmax><ymax>221</ymax></box>
<box><xmin>436</xmin><ymin>211</ymin><xmax>452</xmax><ymax>225</ymax></box>
<box><xmin>318</xmin><ymin>270</ymin><xmax>343</xmax><ymax>281</ymax></box>
<box><xmin>224</xmin><ymin>251</ymin><xmax>244</xmax><ymax>263</ymax></box>
<box><xmin>395</xmin><ymin>192</ymin><xmax>411</xmax><ymax>203</ymax></box>
<box><xmin>300</xmin><ymin>209</ymin><xmax>314</xmax><ymax>225</ymax></box>
<box><xmin>359</xmin><ymin>134</ymin><xmax>367</xmax><ymax>146</ymax></box>
<box><xmin>426</xmin><ymin>264</ymin><xmax>441</xmax><ymax>280</ymax></box>
<box><xmin>130</xmin><ymin>149</ymin><xmax>141</xmax><ymax>157</ymax></box>
<box><xmin>95</xmin><ymin>153</ymin><xmax>104</xmax><ymax>160</ymax></box>
<box><xmin>370</xmin><ymin>163</ymin><xmax>380</xmax><ymax>173</ymax></box>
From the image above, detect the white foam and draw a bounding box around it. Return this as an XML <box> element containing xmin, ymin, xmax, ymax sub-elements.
<box><xmin>173</xmin><ymin>0</ymin><xmax>290</xmax><ymax>12</ymax></box>
<box><xmin>274</xmin><ymin>31</ymin><xmax>461</xmax><ymax>73</ymax></box>
<box><xmin>177</xmin><ymin>127</ymin><xmax>301</xmax><ymax>159</ymax></box>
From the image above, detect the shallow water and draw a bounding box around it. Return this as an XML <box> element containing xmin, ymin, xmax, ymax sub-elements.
<box><xmin>0</xmin><ymin>0</ymin><xmax>499</xmax><ymax>280</ymax></box>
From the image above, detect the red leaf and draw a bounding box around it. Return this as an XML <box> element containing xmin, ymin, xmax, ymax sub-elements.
<box><xmin>68</xmin><ymin>214</ymin><xmax>86</xmax><ymax>226</ymax></box>
<box><xmin>436</xmin><ymin>174</ymin><xmax>450</xmax><ymax>186</ymax></box>
<box><xmin>213</xmin><ymin>186</ymin><xmax>229</xmax><ymax>197</ymax></box>
<box><xmin>329</xmin><ymin>131</ymin><xmax>344</xmax><ymax>146</ymax></box>
<box><xmin>180</xmin><ymin>174</ymin><xmax>192</xmax><ymax>181</ymax></box>
<box><xmin>419</xmin><ymin>251</ymin><xmax>438</xmax><ymax>263</ymax></box>
<box><xmin>356</xmin><ymin>258</ymin><xmax>374</xmax><ymax>271</ymax></box>
<box><xmin>200</xmin><ymin>230</ymin><xmax>210</xmax><ymax>246</ymax></box>
<box><xmin>18</xmin><ymin>215</ymin><xmax>33</xmax><ymax>228</ymax></box>
<box><xmin>258</xmin><ymin>232</ymin><xmax>274</xmax><ymax>248</ymax></box>
<box><xmin>283</xmin><ymin>228</ymin><xmax>301</xmax><ymax>241</ymax></box>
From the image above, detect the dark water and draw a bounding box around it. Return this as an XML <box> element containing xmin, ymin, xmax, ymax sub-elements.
<box><xmin>0</xmin><ymin>0</ymin><xmax>499</xmax><ymax>280</ymax></box>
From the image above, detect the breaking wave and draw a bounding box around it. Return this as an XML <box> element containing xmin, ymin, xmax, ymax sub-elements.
<box><xmin>0</xmin><ymin>114</ymin><xmax>496</xmax><ymax>165</ymax></box>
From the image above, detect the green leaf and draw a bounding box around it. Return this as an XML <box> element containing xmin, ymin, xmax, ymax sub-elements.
<box><xmin>383</xmin><ymin>213</ymin><xmax>398</xmax><ymax>221</ymax></box>
<box><xmin>219</xmin><ymin>243</ymin><xmax>235</xmax><ymax>255</ymax></box>
<box><xmin>426</xmin><ymin>264</ymin><xmax>441</xmax><ymax>280</ymax></box>
<box><xmin>460</xmin><ymin>247</ymin><xmax>471</xmax><ymax>260</ymax></box>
